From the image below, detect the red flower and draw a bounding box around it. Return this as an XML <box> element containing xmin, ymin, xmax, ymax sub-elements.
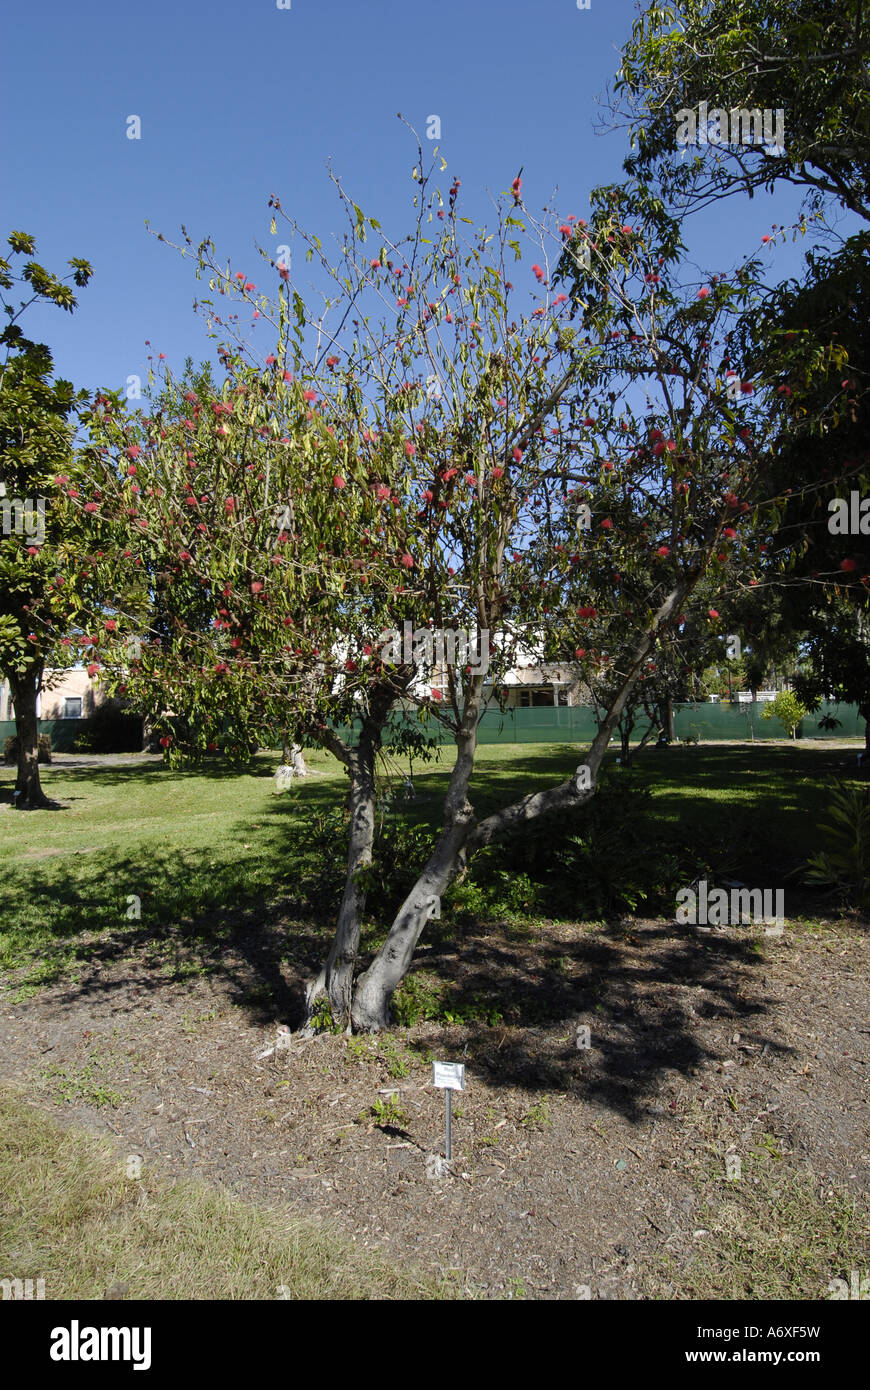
<box><xmin>84</xmin><ymin>502</ymin><xmax>99</xmax><ymax>512</ymax></box>
<box><xmin>512</xmin><ymin>446</ymin><xmax>523</xmax><ymax>463</ymax></box>
<box><xmin>431</xmin><ymin>688</ymin><xmax>443</xmax><ymax>701</ymax></box>
<box><xmin>722</xmin><ymin>527</ymin><xmax>737</xmax><ymax>539</ymax></box>
<box><xmin>160</xmin><ymin>735</ymin><xmax>172</xmax><ymax>747</ymax></box>
<box><xmin>251</xmin><ymin>580</ymin><xmax>263</xmax><ymax>592</ymax></box>
<box><xmin>303</xmin><ymin>389</ymin><xmax>317</xmax><ymax>402</ymax></box>
<box><xmin>126</xmin><ymin>445</ymin><xmax>142</xmax><ymax>460</ymax></box>
<box><xmin>708</xmin><ymin>608</ymin><xmax>720</xmax><ymax>619</ymax></box>
<box><xmin>656</xmin><ymin>545</ymin><xmax>670</xmax><ymax>556</ymax></box>
<box><xmin>333</xmin><ymin>474</ymin><xmax>346</xmax><ymax>489</ymax></box>
<box><xmin>577</xmin><ymin>605</ymin><xmax>597</xmax><ymax>619</ymax></box>
<box><xmin>532</xmin><ymin>264</ymin><xmax>545</xmax><ymax>282</ymax></box>
<box><xmin>104</xmin><ymin>619</ymin><xmax>116</xmax><ymax>632</ymax></box>
<box><xmin>600</xmin><ymin>518</ymin><xmax>613</xmax><ymax>530</ymax></box>
<box><xmin>575</xmin><ymin>648</ymin><xmax>587</xmax><ymax>659</ymax></box>
<box><xmin>225</xmin><ymin>497</ymin><xmax>236</xmax><ymax>512</ymax></box>
<box><xmin>400</xmin><ymin>553</ymin><xmax>414</xmax><ymax>568</ymax></box>
<box><xmin>697</xmin><ymin>287</ymin><xmax>711</xmax><ymax>299</ymax></box>
<box><xmin>405</xmin><ymin>441</ymin><xmax>416</xmax><ymax>457</ymax></box>
<box><xmin>841</xmin><ymin>558</ymin><xmax>857</xmax><ymax>572</ymax></box>
<box><xmin>491</xmin><ymin>466</ymin><xmax>504</xmax><ymax>479</ymax></box>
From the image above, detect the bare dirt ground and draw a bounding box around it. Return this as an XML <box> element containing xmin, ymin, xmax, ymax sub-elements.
<box><xmin>1</xmin><ymin>905</ymin><xmax>867</xmax><ymax>1300</ymax></box>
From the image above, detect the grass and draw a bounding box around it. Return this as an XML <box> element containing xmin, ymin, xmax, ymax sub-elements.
<box><xmin>662</xmin><ymin>1141</ymin><xmax>869</xmax><ymax>1301</ymax></box>
<box><xmin>0</xmin><ymin>1086</ymin><xmax>459</xmax><ymax>1300</ymax></box>
<box><xmin>40</xmin><ymin>1053</ymin><xmax>127</xmax><ymax>1110</ymax></box>
<box><xmin>0</xmin><ymin>740</ymin><xmax>863</xmax><ymax>994</ymax></box>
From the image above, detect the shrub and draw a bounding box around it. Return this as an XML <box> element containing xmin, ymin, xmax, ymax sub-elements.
<box><xmin>803</xmin><ymin>783</ymin><xmax>870</xmax><ymax>909</ymax></box>
<box><xmin>458</xmin><ymin>770</ymin><xmax>703</xmax><ymax>919</ymax></box>
<box><xmin>71</xmin><ymin>709</ymin><xmax>142</xmax><ymax>753</ymax></box>
<box><xmin>762</xmin><ymin>691</ymin><xmax>807</xmax><ymax>739</ymax></box>
<box><xmin>3</xmin><ymin>733</ymin><xmax>52</xmax><ymax>764</ymax></box>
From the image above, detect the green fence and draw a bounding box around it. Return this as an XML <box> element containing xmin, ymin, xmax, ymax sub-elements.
<box><xmin>354</xmin><ymin>700</ymin><xmax>866</xmax><ymax>747</ymax></box>
<box><xmin>1</xmin><ymin>701</ymin><xmax>863</xmax><ymax>758</ymax></box>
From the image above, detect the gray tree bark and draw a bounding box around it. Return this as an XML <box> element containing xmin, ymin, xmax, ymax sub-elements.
<box><xmin>349</xmin><ymin>576</ymin><xmax>699</xmax><ymax>1030</ymax></box>
<box><xmin>303</xmin><ymin>682</ymin><xmax>398</xmax><ymax>1029</ymax></box>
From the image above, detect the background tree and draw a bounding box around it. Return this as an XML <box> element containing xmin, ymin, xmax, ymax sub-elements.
<box><xmin>610</xmin><ymin>1</ymin><xmax>870</xmax><ymax>747</ymax></box>
<box><xmin>0</xmin><ymin>232</ymin><xmax>94</xmax><ymax>809</ymax></box>
<box><xmin>614</xmin><ymin>0</ymin><xmax>870</xmax><ymax>222</ymax></box>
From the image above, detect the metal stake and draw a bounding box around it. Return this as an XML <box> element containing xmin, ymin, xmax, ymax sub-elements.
<box><xmin>445</xmin><ymin>1088</ymin><xmax>452</xmax><ymax>1161</ymax></box>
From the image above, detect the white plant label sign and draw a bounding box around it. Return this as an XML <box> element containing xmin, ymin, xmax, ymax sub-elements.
<box><xmin>432</xmin><ymin>1061</ymin><xmax>466</xmax><ymax>1091</ymax></box>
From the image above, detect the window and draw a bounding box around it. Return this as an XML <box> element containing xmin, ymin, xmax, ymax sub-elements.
<box><xmin>63</xmin><ymin>697</ymin><xmax>82</xmax><ymax>719</ymax></box>
<box><xmin>518</xmin><ymin>687</ymin><xmax>555</xmax><ymax>707</ymax></box>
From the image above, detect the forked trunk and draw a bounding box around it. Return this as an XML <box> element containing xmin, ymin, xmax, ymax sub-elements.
<box><xmin>346</xmin><ymin>576</ymin><xmax>700</xmax><ymax>1030</ymax></box>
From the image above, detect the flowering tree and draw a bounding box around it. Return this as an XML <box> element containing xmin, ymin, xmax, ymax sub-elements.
<box><xmin>63</xmin><ymin>142</ymin><xmax>794</xmax><ymax>1029</ymax></box>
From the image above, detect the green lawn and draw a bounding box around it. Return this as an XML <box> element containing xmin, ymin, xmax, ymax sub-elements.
<box><xmin>0</xmin><ymin>740</ymin><xmax>863</xmax><ymax>996</ymax></box>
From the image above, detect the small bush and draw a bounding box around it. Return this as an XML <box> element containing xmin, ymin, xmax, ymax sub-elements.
<box><xmin>804</xmin><ymin>783</ymin><xmax>870</xmax><ymax>909</ymax></box>
<box><xmin>3</xmin><ymin>733</ymin><xmax>51</xmax><ymax>764</ymax></box>
<box><xmin>456</xmin><ymin>771</ymin><xmax>703</xmax><ymax>919</ymax></box>
<box><xmin>70</xmin><ymin>709</ymin><xmax>142</xmax><ymax>753</ymax></box>
<box><xmin>762</xmin><ymin>691</ymin><xmax>807</xmax><ymax>739</ymax></box>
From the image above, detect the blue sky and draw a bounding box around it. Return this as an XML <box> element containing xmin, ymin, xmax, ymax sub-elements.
<box><xmin>3</xmin><ymin>0</ymin><xmax>821</xmax><ymax>397</ymax></box>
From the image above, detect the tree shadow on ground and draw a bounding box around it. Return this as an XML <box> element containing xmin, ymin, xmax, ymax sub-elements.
<box><xmin>3</xmin><ymin>825</ymin><xmax>813</xmax><ymax>1128</ymax></box>
<box><xmin>407</xmin><ymin>917</ymin><xmax>793</xmax><ymax>1122</ymax></box>
<box><xmin>4</xmin><ymin>745</ymin><xmax>858</xmax><ymax>1126</ymax></box>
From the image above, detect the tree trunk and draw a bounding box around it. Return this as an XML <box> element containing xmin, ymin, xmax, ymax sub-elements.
<box><xmin>665</xmin><ymin>698</ymin><xmax>675</xmax><ymax>742</ymax></box>
<box><xmin>620</xmin><ymin>723</ymin><xmax>632</xmax><ymax>764</ymax></box>
<box><xmin>303</xmin><ymin>681</ymin><xmax>397</xmax><ymax>1029</ymax></box>
<box><xmin>304</xmin><ymin>743</ymin><xmax>376</xmax><ymax>1026</ymax></box>
<box><xmin>350</xmin><ymin>687</ymin><xmax>485</xmax><ymax>1032</ymax></box>
<box><xmin>9</xmin><ymin>666</ymin><xmax>55</xmax><ymax>810</ymax></box>
<box><xmin>347</xmin><ymin>574</ymin><xmax>701</xmax><ymax>1031</ymax></box>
